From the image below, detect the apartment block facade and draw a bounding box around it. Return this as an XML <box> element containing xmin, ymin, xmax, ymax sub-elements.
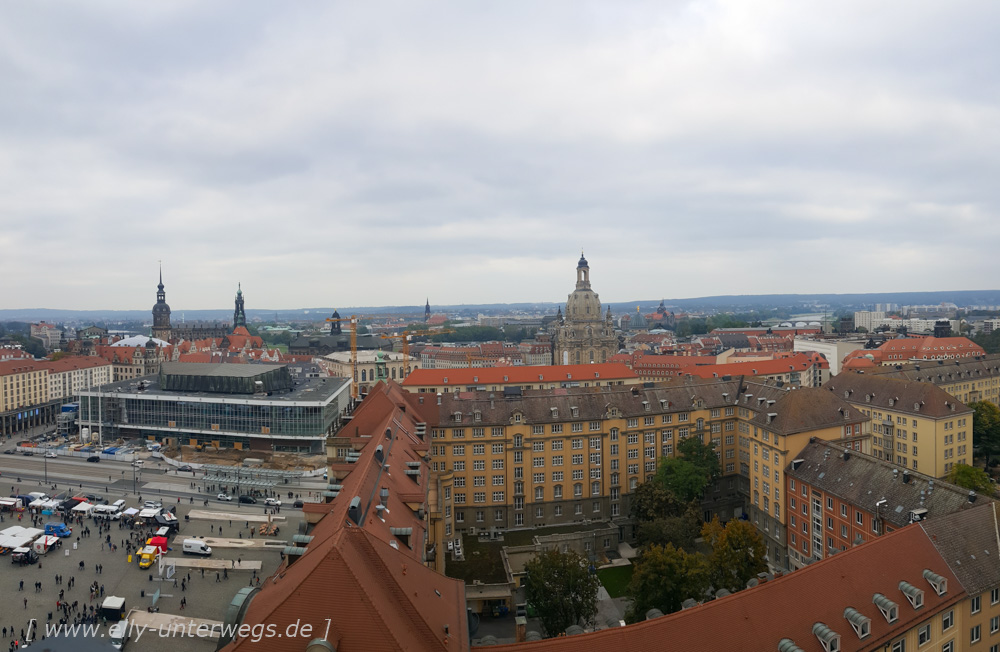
<box><xmin>824</xmin><ymin>374</ymin><xmax>973</xmax><ymax>477</ymax></box>
<box><xmin>785</xmin><ymin>439</ymin><xmax>985</xmax><ymax>570</ymax></box>
<box><xmin>419</xmin><ymin>377</ymin><xmax>868</xmax><ymax>570</ymax></box>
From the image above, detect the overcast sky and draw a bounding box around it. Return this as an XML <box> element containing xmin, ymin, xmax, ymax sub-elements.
<box><xmin>2</xmin><ymin>1</ymin><xmax>998</xmax><ymax>311</ymax></box>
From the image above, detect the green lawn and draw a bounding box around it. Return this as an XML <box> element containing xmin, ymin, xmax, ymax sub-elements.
<box><xmin>597</xmin><ymin>565</ymin><xmax>634</xmax><ymax>599</ymax></box>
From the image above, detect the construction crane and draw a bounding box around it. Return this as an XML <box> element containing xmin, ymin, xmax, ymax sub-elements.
<box><xmin>380</xmin><ymin>328</ymin><xmax>456</xmax><ymax>376</ymax></box>
<box><xmin>325</xmin><ymin>314</ymin><xmax>426</xmax><ymax>398</ymax></box>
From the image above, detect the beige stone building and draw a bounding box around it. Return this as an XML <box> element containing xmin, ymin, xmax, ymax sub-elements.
<box><xmin>322</xmin><ymin>349</ymin><xmax>418</xmax><ymax>395</ymax></box>
<box><xmin>552</xmin><ymin>253</ymin><xmax>619</xmax><ymax>365</ymax></box>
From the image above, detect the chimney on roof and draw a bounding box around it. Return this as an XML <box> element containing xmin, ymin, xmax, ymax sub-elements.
<box><xmin>970</xmin><ymin>490</ymin><xmax>978</xmax><ymax>503</ymax></box>
<box><xmin>892</xmin><ymin>469</ymin><xmax>898</xmax><ymax>481</ymax></box>
<box><xmin>903</xmin><ymin>470</ymin><xmax>911</xmax><ymax>484</ymax></box>
<box><xmin>375</xmin><ymin>504</ymin><xmax>386</xmax><ymax>521</ymax></box>
<box><xmin>842</xmin><ymin>449</ymin><xmax>850</xmax><ymax>461</ymax></box>
<box><xmin>380</xmin><ymin>487</ymin><xmax>389</xmax><ymax>507</ymax></box>
<box><xmin>347</xmin><ymin>496</ymin><xmax>361</xmax><ymax>525</ymax></box>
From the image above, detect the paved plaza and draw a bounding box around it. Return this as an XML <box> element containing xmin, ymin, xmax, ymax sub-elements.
<box><xmin>0</xmin><ymin>502</ymin><xmax>300</xmax><ymax>651</ymax></box>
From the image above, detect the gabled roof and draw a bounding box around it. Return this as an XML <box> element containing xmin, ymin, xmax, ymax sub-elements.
<box><xmin>484</xmin><ymin>524</ymin><xmax>962</xmax><ymax>652</ymax></box>
<box><xmin>745</xmin><ymin>386</ymin><xmax>866</xmax><ymax>436</ymax></box>
<box><xmin>224</xmin><ymin>381</ymin><xmax>467</xmax><ymax>652</ymax></box>
<box><xmin>787</xmin><ymin>440</ymin><xmax>983</xmax><ymax>528</ymax></box>
<box><xmin>402</xmin><ymin>363</ymin><xmax>637</xmax><ymax>387</ymax></box>
<box><xmin>824</xmin><ymin>373</ymin><xmax>972</xmax><ymax>417</ymax></box>
<box><xmin>921</xmin><ymin>502</ymin><xmax>1000</xmax><ymax>595</ymax></box>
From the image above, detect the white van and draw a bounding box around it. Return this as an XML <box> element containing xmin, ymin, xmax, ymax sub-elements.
<box><xmin>109</xmin><ymin>620</ymin><xmax>129</xmax><ymax>650</ymax></box>
<box><xmin>182</xmin><ymin>539</ymin><xmax>212</xmax><ymax>556</ymax></box>
<box><xmin>93</xmin><ymin>505</ymin><xmax>122</xmax><ymax>520</ymax></box>
<box><xmin>112</xmin><ymin>499</ymin><xmax>126</xmax><ymax>510</ymax></box>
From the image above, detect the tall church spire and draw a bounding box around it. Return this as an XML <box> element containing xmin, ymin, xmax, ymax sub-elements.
<box><xmin>233</xmin><ymin>283</ymin><xmax>247</xmax><ymax>329</ymax></box>
<box><xmin>151</xmin><ymin>265</ymin><xmax>172</xmax><ymax>342</ymax></box>
<box><xmin>425</xmin><ymin>298</ymin><xmax>431</xmax><ymax>322</ymax></box>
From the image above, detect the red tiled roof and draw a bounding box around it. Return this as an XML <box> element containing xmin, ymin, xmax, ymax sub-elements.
<box><xmin>402</xmin><ymin>364</ymin><xmax>638</xmax><ymax>387</ymax></box>
<box><xmin>36</xmin><ymin>356</ymin><xmax>112</xmax><ymax>374</ymax></box>
<box><xmin>485</xmin><ymin>525</ymin><xmax>962</xmax><ymax>652</ymax></box>
<box><xmin>0</xmin><ymin>360</ymin><xmax>43</xmax><ymax>375</ymax></box>
<box><xmin>680</xmin><ymin>353</ymin><xmax>828</xmax><ymax>380</ymax></box>
<box><xmin>224</xmin><ymin>381</ymin><xmax>466</xmax><ymax>652</ymax></box>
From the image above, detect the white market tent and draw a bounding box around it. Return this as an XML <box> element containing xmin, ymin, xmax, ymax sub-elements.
<box><xmin>0</xmin><ymin>527</ymin><xmax>43</xmax><ymax>550</ymax></box>
<box><xmin>72</xmin><ymin>502</ymin><xmax>94</xmax><ymax>515</ymax></box>
<box><xmin>123</xmin><ymin>507</ymin><xmax>139</xmax><ymax>517</ymax></box>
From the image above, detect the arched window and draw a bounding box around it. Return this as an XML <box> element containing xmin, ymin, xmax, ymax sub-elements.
<box><xmin>361</xmin><ymin>369</ymin><xmax>367</xmax><ymax>382</ymax></box>
<box><xmin>590</xmin><ymin>351</ymin><xmax>595</xmax><ymax>362</ymax></box>
<box><xmin>391</xmin><ymin>367</ymin><xmax>396</xmax><ymax>379</ymax></box>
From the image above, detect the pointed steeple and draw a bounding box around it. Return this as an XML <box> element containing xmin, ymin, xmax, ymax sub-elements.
<box><xmin>424</xmin><ymin>298</ymin><xmax>431</xmax><ymax>322</ymax></box>
<box><xmin>233</xmin><ymin>282</ymin><xmax>247</xmax><ymax>329</ymax></box>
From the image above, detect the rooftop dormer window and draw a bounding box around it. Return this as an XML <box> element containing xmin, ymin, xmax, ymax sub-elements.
<box><xmin>873</xmin><ymin>593</ymin><xmax>898</xmax><ymax>623</ymax></box>
<box><xmin>922</xmin><ymin>569</ymin><xmax>947</xmax><ymax>596</ymax></box>
<box><xmin>899</xmin><ymin>581</ymin><xmax>924</xmax><ymax>609</ymax></box>
<box><xmin>812</xmin><ymin>623</ymin><xmax>841</xmax><ymax>652</ymax></box>
<box><xmin>843</xmin><ymin>608</ymin><xmax>870</xmax><ymax>639</ymax></box>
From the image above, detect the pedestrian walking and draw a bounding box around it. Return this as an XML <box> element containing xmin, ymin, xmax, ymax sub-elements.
<box><xmin>215</xmin><ymin>572</ymin><xmax>220</xmax><ymax>583</ymax></box>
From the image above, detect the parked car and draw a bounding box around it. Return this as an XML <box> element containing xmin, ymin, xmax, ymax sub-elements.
<box><xmin>217</xmin><ymin>493</ymin><xmax>232</xmax><ymax>501</ymax></box>
<box><xmin>143</xmin><ymin>500</ymin><xmax>162</xmax><ymax>509</ymax></box>
<box><xmin>84</xmin><ymin>494</ymin><xmax>104</xmax><ymax>504</ymax></box>
<box><xmin>86</xmin><ymin>456</ymin><xmax>100</xmax><ymax>463</ymax></box>
<box><xmin>44</xmin><ymin>452</ymin><xmax>57</xmax><ymax>458</ymax></box>
<box><xmin>238</xmin><ymin>495</ymin><xmax>257</xmax><ymax>504</ymax></box>
<box><xmin>132</xmin><ymin>460</ymin><xmax>144</xmax><ymax>467</ymax></box>
<box><xmin>21</xmin><ymin>450</ymin><xmax>34</xmax><ymax>456</ymax></box>
<box><xmin>3</xmin><ymin>450</ymin><xmax>13</xmax><ymax>455</ymax></box>
<box><xmin>264</xmin><ymin>498</ymin><xmax>282</xmax><ymax>507</ymax></box>
<box><xmin>293</xmin><ymin>500</ymin><xmax>304</xmax><ymax>508</ymax></box>
<box><xmin>178</xmin><ymin>465</ymin><xmax>193</xmax><ymax>472</ymax></box>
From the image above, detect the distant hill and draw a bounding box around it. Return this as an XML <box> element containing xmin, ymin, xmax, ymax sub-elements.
<box><xmin>3</xmin><ymin>289</ymin><xmax>999</xmax><ymax>323</ymax></box>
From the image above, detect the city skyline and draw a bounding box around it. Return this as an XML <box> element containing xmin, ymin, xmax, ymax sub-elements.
<box><xmin>2</xmin><ymin>2</ymin><xmax>999</xmax><ymax>310</ymax></box>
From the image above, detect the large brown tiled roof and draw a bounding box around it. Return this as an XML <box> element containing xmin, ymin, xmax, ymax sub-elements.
<box><xmin>744</xmin><ymin>386</ymin><xmax>867</xmax><ymax>436</ymax></box>
<box><xmin>224</xmin><ymin>380</ymin><xmax>467</xmax><ymax>652</ymax></box>
<box><xmin>787</xmin><ymin>440</ymin><xmax>984</xmax><ymax>528</ymax></box>
<box><xmin>484</xmin><ymin>525</ymin><xmax>962</xmax><ymax>652</ymax></box>
<box><xmin>860</xmin><ymin>354</ymin><xmax>1000</xmax><ymax>388</ymax></box>
<box><xmin>824</xmin><ymin>373</ymin><xmax>972</xmax><ymax>418</ymax></box>
<box><xmin>921</xmin><ymin>502</ymin><xmax>1000</xmax><ymax>596</ymax></box>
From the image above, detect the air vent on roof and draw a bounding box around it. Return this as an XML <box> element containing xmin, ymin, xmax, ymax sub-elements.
<box><xmin>347</xmin><ymin>496</ymin><xmax>362</xmax><ymax>525</ymax></box>
<box><xmin>374</xmin><ymin>445</ymin><xmax>384</xmax><ymax>464</ymax></box>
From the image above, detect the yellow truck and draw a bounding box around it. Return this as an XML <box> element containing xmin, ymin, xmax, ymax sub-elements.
<box><xmin>138</xmin><ymin>545</ymin><xmax>159</xmax><ymax>569</ymax></box>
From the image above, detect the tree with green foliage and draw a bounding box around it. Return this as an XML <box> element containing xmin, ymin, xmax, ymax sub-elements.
<box><xmin>946</xmin><ymin>463</ymin><xmax>995</xmax><ymax>494</ymax></box>
<box><xmin>625</xmin><ymin>544</ymin><xmax>711</xmax><ymax>622</ymax></box>
<box><xmin>629</xmin><ymin>481</ymin><xmax>683</xmax><ymax>522</ymax></box>
<box><xmin>974</xmin><ymin>330</ymin><xmax>1000</xmax><ymax>355</ymax></box>
<box><xmin>970</xmin><ymin>401</ymin><xmax>1000</xmax><ymax>466</ymax></box>
<box><xmin>635</xmin><ymin>500</ymin><xmax>703</xmax><ymax>552</ymax></box>
<box><xmin>524</xmin><ymin>548</ymin><xmax>600</xmax><ymax>637</ymax></box>
<box><xmin>653</xmin><ymin>437</ymin><xmax>720</xmax><ymax>502</ymax></box>
<box><xmin>701</xmin><ymin>517</ymin><xmax>768</xmax><ymax>592</ymax></box>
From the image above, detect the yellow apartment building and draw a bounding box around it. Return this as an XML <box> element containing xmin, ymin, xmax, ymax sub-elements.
<box><xmin>865</xmin><ymin>354</ymin><xmax>1000</xmax><ymax>408</ymax></box>
<box><xmin>0</xmin><ymin>360</ymin><xmax>51</xmax><ymax>437</ymax></box>
<box><xmin>825</xmin><ymin>373</ymin><xmax>973</xmax><ymax>477</ymax></box>
<box><xmin>424</xmin><ymin>377</ymin><xmax>869</xmax><ymax>570</ymax></box>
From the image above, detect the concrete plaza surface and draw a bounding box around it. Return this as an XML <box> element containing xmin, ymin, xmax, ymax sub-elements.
<box><xmin>0</xmin><ymin>502</ymin><xmax>301</xmax><ymax>652</ymax></box>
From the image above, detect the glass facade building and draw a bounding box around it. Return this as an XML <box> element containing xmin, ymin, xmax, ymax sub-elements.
<box><xmin>78</xmin><ymin>363</ymin><xmax>351</xmax><ymax>453</ymax></box>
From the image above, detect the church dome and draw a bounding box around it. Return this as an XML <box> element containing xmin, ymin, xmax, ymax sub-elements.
<box><xmin>577</xmin><ymin>253</ymin><xmax>588</xmax><ymax>268</ymax></box>
<box><xmin>153</xmin><ymin>301</ymin><xmax>171</xmax><ymax>314</ymax></box>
